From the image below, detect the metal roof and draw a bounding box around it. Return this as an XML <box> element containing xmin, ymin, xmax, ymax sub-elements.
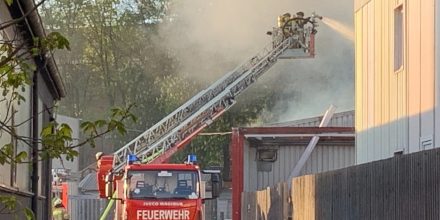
<box><xmin>238</xmin><ymin>127</ymin><xmax>355</xmax><ymax>146</ymax></box>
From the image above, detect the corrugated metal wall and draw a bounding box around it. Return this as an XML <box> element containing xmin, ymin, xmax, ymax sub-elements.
<box><xmin>355</xmin><ymin>0</ymin><xmax>438</xmax><ymax>164</ymax></box>
<box><xmin>69</xmin><ymin>195</ymin><xmax>109</xmax><ymax>220</ymax></box>
<box><xmin>243</xmin><ymin>143</ymin><xmax>354</xmax><ymax>192</ymax></box>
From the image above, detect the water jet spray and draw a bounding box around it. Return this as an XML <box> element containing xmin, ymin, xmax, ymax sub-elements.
<box><xmin>321</xmin><ymin>16</ymin><xmax>354</xmax><ymax>42</ymax></box>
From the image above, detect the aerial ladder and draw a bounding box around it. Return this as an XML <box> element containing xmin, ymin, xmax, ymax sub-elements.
<box><xmin>107</xmin><ymin>12</ymin><xmax>323</xmax><ymax>173</ymax></box>
<box><xmin>97</xmin><ymin>11</ymin><xmax>322</xmax><ymax>220</ymax></box>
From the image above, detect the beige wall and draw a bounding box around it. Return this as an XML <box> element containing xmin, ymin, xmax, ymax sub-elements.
<box><xmin>355</xmin><ymin>0</ymin><xmax>437</xmax><ymax>163</ymax></box>
<box><xmin>0</xmin><ymin>0</ymin><xmax>32</xmax><ymax>191</ymax></box>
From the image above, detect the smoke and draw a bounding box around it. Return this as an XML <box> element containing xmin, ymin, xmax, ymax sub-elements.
<box><xmin>156</xmin><ymin>0</ymin><xmax>354</xmax><ymax>122</ymax></box>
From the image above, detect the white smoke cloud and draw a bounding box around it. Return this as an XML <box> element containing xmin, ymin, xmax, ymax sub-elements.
<box><xmin>157</xmin><ymin>0</ymin><xmax>354</xmax><ymax>122</ymax></box>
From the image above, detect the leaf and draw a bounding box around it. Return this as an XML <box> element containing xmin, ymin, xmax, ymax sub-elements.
<box><xmin>5</xmin><ymin>0</ymin><xmax>13</xmax><ymax>6</ymax></box>
<box><xmin>59</xmin><ymin>123</ymin><xmax>73</xmax><ymax>138</ymax></box>
<box><xmin>15</xmin><ymin>151</ymin><xmax>28</xmax><ymax>163</ymax></box>
<box><xmin>0</xmin><ymin>195</ymin><xmax>16</xmax><ymax>210</ymax></box>
<box><xmin>1</xmin><ymin>143</ymin><xmax>14</xmax><ymax>157</ymax></box>
<box><xmin>66</xmin><ymin>149</ymin><xmax>79</xmax><ymax>161</ymax></box>
<box><xmin>116</xmin><ymin>124</ymin><xmax>127</xmax><ymax>135</ymax></box>
<box><xmin>30</xmin><ymin>48</ymin><xmax>39</xmax><ymax>55</ymax></box>
<box><xmin>129</xmin><ymin>114</ymin><xmax>138</xmax><ymax>123</ymax></box>
<box><xmin>80</xmin><ymin>121</ymin><xmax>95</xmax><ymax>134</ymax></box>
<box><xmin>107</xmin><ymin>120</ymin><xmax>117</xmax><ymax>130</ymax></box>
<box><xmin>94</xmin><ymin>120</ymin><xmax>107</xmax><ymax>128</ymax></box>
<box><xmin>41</xmin><ymin>123</ymin><xmax>54</xmax><ymax>136</ymax></box>
<box><xmin>110</xmin><ymin>108</ymin><xmax>122</xmax><ymax>117</ymax></box>
<box><xmin>24</xmin><ymin>208</ymin><xmax>35</xmax><ymax>220</ymax></box>
<box><xmin>0</xmin><ymin>154</ymin><xmax>6</xmax><ymax>165</ymax></box>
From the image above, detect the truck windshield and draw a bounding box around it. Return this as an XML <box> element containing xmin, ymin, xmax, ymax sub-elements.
<box><xmin>127</xmin><ymin>170</ymin><xmax>199</xmax><ymax>200</ymax></box>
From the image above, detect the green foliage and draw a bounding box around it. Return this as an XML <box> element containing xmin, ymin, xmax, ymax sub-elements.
<box><xmin>4</xmin><ymin>0</ymin><xmax>13</xmax><ymax>6</ymax></box>
<box><xmin>0</xmin><ymin>196</ymin><xmax>35</xmax><ymax>219</ymax></box>
<box><xmin>33</xmin><ymin>32</ymin><xmax>71</xmax><ymax>54</ymax></box>
<box><xmin>0</xmin><ymin>144</ymin><xmax>14</xmax><ymax>165</ymax></box>
<box><xmin>40</xmin><ymin>122</ymin><xmax>73</xmax><ymax>160</ymax></box>
<box><xmin>154</xmin><ymin>74</ymin><xmax>199</xmax><ymax>114</ymax></box>
<box><xmin>0</xmin><ymin>43</ymin><xmax>33</xmax><ymax>108</ymax></box>
<box><xmin>41</xmin><ymin>105</ymin><xmax>136</xmax><ymax>160</ymax></box>
<box><xmin>24</xmin><ymin>208</ymin><xmax>35</xmax><ymax>220</ymax></box>
<box><xmin>0</xmin><ymin>195</ymin><xmax>17</xmax><ymax>211</ymax></box>
<box><xmin>39</xmin><ymin>0</ymin><xmax>175</xmax><ymax>150</ymax></box>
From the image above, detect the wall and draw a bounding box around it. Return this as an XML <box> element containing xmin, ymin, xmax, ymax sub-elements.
<box><xmin>244</xmin><ymin>111</ymin><xmax>355</xmax><ymax>192</ymax></box>
<box><xmin>0</xmin><ymin>190</ymin><xmax>32</xmax><ymax>219</ymax></box>
<box><xmin>355</xmin><ymin>0</ymin><xmax>438</xmax><ymax>163</ymax></box>
<box><xmin>68</xmin><ymin>195</ymin><xmax>109</xmax><ymax>220</ymax></box>
<box><xmin>232</xmin><ymin>126</ymin><xmax>355</xmax><ymax>220</ymax></box>
<box><xmin>243</xmin><ymin>143</ymin><xmax>354</xmax><ymax>192</ymax></box>
<box><xmin>242</xmin><ymin>147</ymin><xmax>440</xmax><ymax>220</ymax></box>
<box><xmin>0</xmin><ymin>0</ymin><xmax>32</xmax><ymax>191</ymax></box>
<box><xmin>217</xmin><ymin>189</ymin><xmax>232</xmax><ymax>220</ymax></box>
<box><xmin>0</xmin><ymin>1</ymin><xmax>61</xmax><ymax>219</ymax></box>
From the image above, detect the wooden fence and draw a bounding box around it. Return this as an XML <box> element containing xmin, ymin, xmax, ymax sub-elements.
<box><xmin>241</xmin><ymin>182</ymin><xmax>290</xmax><ymax>220</ymax></box>
<box><xmin>241</xmin><ymin>148</ymin><xmax>440</xmax><ymax>220</ymax></box>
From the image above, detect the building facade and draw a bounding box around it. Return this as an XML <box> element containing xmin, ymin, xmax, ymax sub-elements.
<box><xmin>232</xmin><ymin>111</ymin><xmax>355</xmax><ymax>220</ymax></box>
<box><xmin>355</xmin><ymin>0</ymin><xmax>440</xmax><ymax>163</ymax></box>
<box><xmin>0</xmin><ymin>0</ymin><xmax>65</xmax><ymax>219</ymax></box>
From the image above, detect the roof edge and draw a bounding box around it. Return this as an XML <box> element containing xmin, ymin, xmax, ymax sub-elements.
<box><xmin>11</xmin><ymin>0</ymin><xmax>66</xmax><ymax>99</ymax></box>
<box><xmin>235</xmin><ymin>126</ymin><xmax>355</xmax><ymax>135</ymax></box>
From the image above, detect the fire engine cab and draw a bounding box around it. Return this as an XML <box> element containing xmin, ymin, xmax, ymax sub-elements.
<box><xmin>97</xmin><ymin>154</ymin><xmax>220</xmax><ymax>220</ymax></box>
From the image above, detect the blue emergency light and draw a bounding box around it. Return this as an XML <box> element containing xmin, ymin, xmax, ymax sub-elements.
<box><xmin>187</xmin><ymin>154</ymin><xmax>197</xmax><ymax>164</ymax></box>
<box><xmin>127</xmin><ymin>154</ymin><xmax>139</xmax><ymax>165</ymax></box>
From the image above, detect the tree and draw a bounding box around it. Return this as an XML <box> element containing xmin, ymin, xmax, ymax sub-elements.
<box><xmin>40</xmin><ymin>0</ymin><xmax>279</xmax><ymax>182</ymax></box>
<box><xmin>40</xmin><ymin>0</ymin><xmax>174</xmax><ymax>154</ymax></box>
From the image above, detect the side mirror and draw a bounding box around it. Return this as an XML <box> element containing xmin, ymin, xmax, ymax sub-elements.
<box><xmin>211</xmin><ymin>173</ymin><xmax>221</xmax><ymax>198</ymax></box>
<box><xmin>104</xmin><ymin>173</ymin><xmax>114</xmax><ymax>198</ymax></box>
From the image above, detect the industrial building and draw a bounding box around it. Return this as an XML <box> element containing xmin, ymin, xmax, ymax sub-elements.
<box><xmin>260</xmin><ymin>1</ymin><xmax>440</xmax><ymax>219</ymax></box>
<box><xmin>0</xmin><ymin>0</ymin><xmax>65</xmax><ymax>219</ymax></box>
<box><xmin>355</xmin><ymin>0</ymin><xmax>440</xmax><ymax>163</ymax></box>
<box><xmin>232</xmin><ymin>110</ymin><xmax>355</xmax><ymax>220</ymax></box>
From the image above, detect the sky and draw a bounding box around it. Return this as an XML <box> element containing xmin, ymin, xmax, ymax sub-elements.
<box><xmin>157</xmin><ymin>0</ymin><xmax>354</xmax><ymax>122</ymax></box>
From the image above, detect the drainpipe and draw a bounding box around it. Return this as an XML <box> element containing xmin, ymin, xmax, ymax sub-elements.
<box><xmin>31</xmin><ymin>70</ymin><xmax>39</xmax><ymax>218</ymax></box>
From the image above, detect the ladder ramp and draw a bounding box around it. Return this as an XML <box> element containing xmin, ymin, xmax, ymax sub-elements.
<box><xmin>112</xmin><ymin>37</ymin><xmax>294</xmax><ymax>171</ymax></box>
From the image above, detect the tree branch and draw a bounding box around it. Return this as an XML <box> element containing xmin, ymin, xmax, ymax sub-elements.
<box><xmin>0</xmin><ymin>43</ymin><xmax>25</xmax><ymax>68</ymax></box>
<box><xmin>70</xmin><ymin>107</ymin><xmax>134</xmax><ymax>149</ymax></box>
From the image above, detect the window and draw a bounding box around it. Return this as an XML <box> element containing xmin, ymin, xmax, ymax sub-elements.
<box><xmin>394</xmin><ymin>5</ymin><xmax>404</xmax><ymax>71</ymax></box>
<box><xmin>127</xmin><ymin>170</ymin><xmax>199</xmax><ymax>199</ymax></box>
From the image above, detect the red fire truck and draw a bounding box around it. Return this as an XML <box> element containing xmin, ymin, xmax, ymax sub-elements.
<box><xmin>96</xmin><ymin>12</ymin><xmax>320</xmax><ymax>220</ymax></box>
